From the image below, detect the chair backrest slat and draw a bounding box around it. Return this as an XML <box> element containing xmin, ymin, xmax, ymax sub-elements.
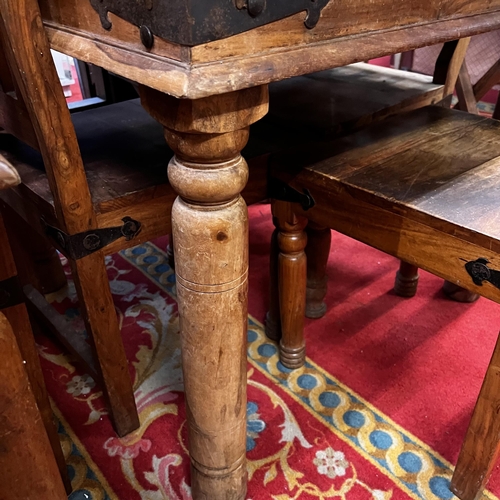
<box><xmin>0</xmin><ymin>0</ymin><xmax>96</xmax><ymax>234</ymax></box>
<box><xmin>433</xmin><ymin>37</ymin><xmax>471</xmax><ymax>98</ymax></box>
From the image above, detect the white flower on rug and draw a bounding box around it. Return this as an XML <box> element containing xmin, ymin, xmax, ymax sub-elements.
<box><xmin>313</xmin><ymin>447</ymin><xmax>349</xmax><ymax>479</ymax></box>
<box><xmin>66</xmin><ymin>374</ymin><xmax>95</xmax><ymax>397</ymax></box>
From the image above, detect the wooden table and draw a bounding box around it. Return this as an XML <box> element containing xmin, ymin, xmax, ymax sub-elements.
<box><xmin>37</xmin><ymin>2</ymin><xmax>500</xmax><ymax>498</ymax></box>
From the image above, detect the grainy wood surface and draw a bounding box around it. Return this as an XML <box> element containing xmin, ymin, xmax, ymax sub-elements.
<box><xmin>452</xmin><ymin>333</ymin><xmax>500</xmax><ymax>500</ymax></box>
<box><xmin>270</xmin><ymin>107</ymin><xmax>500</xmax><ymax>498</ymax></box>
<box><xmin>473</xmin><ymin>59</ymin><xmax>500</xmax><ymax>101</ymax></box>
<box><xmin>262</xmin><ymin>39</ymin><xmax>468</xmax><ymax>143</ymax></box>
<box><xmin>141</xmin><ymin>84</ymin><xmax>268</xmax><ymax>500</ymax></box>
<box><xmin>456</xmin><ymin>63</ymin><xmax>479</xmax><ymax>114</ymax></box>
<box><xmin>433</xmin><ymin>38</ymin><xmax>471</xmax><ymax>96</ymax></box>
<box><xmin>72</xmin><ymin>251</ymin><xmax>139</xmax><ymax>437</ymax></box>
<box><xmin>39</xmin><ymin>2</ymin><xmax>500</xmax><ymax>98</ymax></box>
<box><xmin>265</xmin><ymin>64</ymin><xmax>442</xmax><ymax>140</ymax></box>
<box><xmin>275</xmin><ymin>108</ymin><xmax>500</xmax><ymax>250</ymax></box>
<box><xmin>0</xmin><ymin>210</ymin><xmax>70</xmax><ymax>493</ymax></box>
<box><xmin>272</xmin><ymin>200</ymin><xmax>308</xmax><ymax>369</ymax></box>
<box><xmin>266</xmin><ymin>39</ymin><xmax>469</xmax><ymax>330</ymax></box>
<box><xmin>0</xmin><ymin>0</ymin><xmax>95</xmax><ymax>235</ymax></box>
<box><xmin>0</xmin><ymin>312</ymin><xmax>67</xmax><ymax>500</ymax></box>
<box><xmin>0</xmin><ymin>95</ymin><xmax>271</xmax><ymax>261</ymax></box>
<box><xmin>0</xmin><ymin>0</ymin><xmax>141</xmax><ymax>436</ymax></box>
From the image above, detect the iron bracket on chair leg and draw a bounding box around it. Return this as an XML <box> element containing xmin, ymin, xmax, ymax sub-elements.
<box><xmin>43</xmin><ymin>217</ymin><xmax>142</xmax><ymax>260</ymax></box>
<box><xmin>0</xmin><ymin>276</ymin><xmax>24</xmax><ymax>309</ymax></box>
<box><xmin>269</xmin><ymin>178</ymin><xmax>316</xmax><ymax>211</ymax></box>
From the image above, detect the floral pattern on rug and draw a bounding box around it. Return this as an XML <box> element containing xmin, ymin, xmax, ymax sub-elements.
<box><xmin>37</xmin><ymin>242</ymin><xmax>498</xmax><ymax>500</ymax></box>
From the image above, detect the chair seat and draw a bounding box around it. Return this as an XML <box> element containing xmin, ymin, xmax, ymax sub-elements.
<box><xmin>0</xmin><ymin>97</ymin><xmax>293</xmax><ymax>218</ymax></box>
<box><xmin>0</xmin><ymin>63</ymin><xmax>444</xmax><ymax>219</ymax></box>
<box><xmin>265</xmin><ymin>63</ymin><xmax>443</xmax><ymax>139</ymax></box>
<box><xmin>271</xmin><ymin>106</ymin><xmax>500</xmax><ymax>302</ymax></box>
<box><xmin>0</xmin><ymin>99</ymin><xmax>171</xmax><ymax>214</ymax></box>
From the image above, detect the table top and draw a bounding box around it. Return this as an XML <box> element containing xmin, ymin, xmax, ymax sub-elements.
<box><xmin>40</xmin><ymin>0</ymin><xmax>500</xmax><ymax>98</ymax></box>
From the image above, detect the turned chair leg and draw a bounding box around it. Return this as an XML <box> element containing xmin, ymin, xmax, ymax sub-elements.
<box><xmin>442</xmin><ymin>280</ymin><xmax>480</xmax><ymax>303</ymax></box>
<box><xmin>273</xmin><ymin>200</ymin><xmax>308</xmax><ymax>369</ymax></box>
<box><xmin>394</xmin><ymin>260</ymin><xmax>479</xmax><ymax>303</ymax></box>
<box><xmin>394</xmin><ymin>261</ymin><xmax>419</xmax><ymax>297</ymax></box>
<box><xmin>265</xmin><ymin>225</ymin><xmax>281</xmax><ymax>341</ymax></box>
<box><xmin>305</xmin><ymin>223</ymin><xmax>331</xmax><ymax>319</ymax></box>
<box><xmin>70</xmin><ymin>252</ymin><xmax>139</xmax><ymax>437</ymax></box>
<box><xmin>0</xmin><ymin>212</ymin><xmax>71</xmax><ymax>493</ymax></box>
<box><xmin>0</xmin><ymin>312</ymin><xmax>67</xmax><ymax>500</ymax></box>
<box><xmin>451</xmin><ymin>333</ymin><xmax>500</xmax><ymax>500</ymax></box>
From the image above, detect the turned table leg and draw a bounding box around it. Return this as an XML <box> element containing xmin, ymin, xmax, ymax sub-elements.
<box><xmin>140</xmin><ymin>85</ymin><xmax>269</xmax><ymax>499</ymax></box>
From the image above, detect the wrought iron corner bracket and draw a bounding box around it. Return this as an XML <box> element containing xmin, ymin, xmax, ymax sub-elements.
<box><xmin>269</xmin><ymin>178</ymin><xmax>315</xmax><ymax>211</ymax></box>
<box><xmin>89</xmin><ymin>0</ymin><xmax>330</xmax><ymax>47</ymax></box>
<box><xmin>43</xmin><ymin>217</ymin><xmax>142</xmax><ymax>260</ymax></box>
<box><xmin>464</xmin><ymin>257</ymin><xmax>500</xmax><ymax>290</ymax></box>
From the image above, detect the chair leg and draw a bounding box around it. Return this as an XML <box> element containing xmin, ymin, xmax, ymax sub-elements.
<box><xmin>442</xmin><ymin>281</ymin><xmax>480</xmax><ymax>303</ymax></box>
<box><xmin>0</xmin><ymin>312</ymin><xmax>67</xmax><ymax>500</ymax></box>
<box><xmin>70</xmin><ymin>252</ymin><xmax>139</xmax><ymax>437</ymax></box>
<box><xmin>451</xmin><ymin>333</ymin><xmax>500</xmax><ymax>500</ymax></box>
<box><xmin>273</xmin><ymin>200</ymin><xmax>308</xmax><ymax>369</ymax></box>
<box><xmin>265</xmin><ymin>225</ymin><xmax>281</xmax><ymax>341</ymax></box>
<box><xmin>4</xmin><ymin>304</ymin><xmax>72</xmax><ymax>494</ymax></box>
<box><xmin>305</xmin><ymin>222</ymin><xmax>331</xmax><ymax>319</ymax></box>
<box><xmin>30</xmin><ymin>241</ymin><xmax>67</xmax><ymax>294</ymax></box>
<box><xmin>0</xmin><ymin>213</ymin><xmax>71</xmax><ymax>493</ymax></box>
<box><xmin>2</xmin><ymin>206</ymin><xmax>66</xmax><ymax>294</ymax></box>
<box><xmin>394</xmin><ymin>261</ymin><xmax>419</xmax><ymax>297</ymax></box>
<box><xmin>493</xmin><ymin>91</ymin><xmax>500</xmax><ymax>121</ymax></box>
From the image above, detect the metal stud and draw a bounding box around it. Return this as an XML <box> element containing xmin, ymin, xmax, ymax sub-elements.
<box><xmin>140</xmin><ymin>25</ymin><xmax>155</xmax><ymax>49</ymax></box>
<box><xmin>247</xmin><ymin>0</ymin><xmax>266</xmax><ymax>17</ymax></box>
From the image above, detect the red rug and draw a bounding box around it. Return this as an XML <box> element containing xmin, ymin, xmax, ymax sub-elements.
<box><xmin>39</xmin><ymin>203</ymin><xmax>500</xmax><ymax>500</ymax></box>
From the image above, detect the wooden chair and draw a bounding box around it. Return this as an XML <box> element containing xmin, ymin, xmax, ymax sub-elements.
<box><xmin>0</xmin><ymin>312</ymin><xmax>68</xmax><ymax>500</ymax></box>
<box><xmin>454</xmin><ymin>54</ymin><xmax>500</xmax><ymax>118</ymax></box>
<box><xmin>264</xmin><ymin>38</ymin><xmax>473</xmax><ymax>343</ymax></box>
<box><xmin>0</xmin><ymin>154</ymin><xmax>70</xmax><ymax>496</ymax></box>
<box><xmin>269</xmin><ymin>105</ymin><xmax>500</xmax><ymax>500</ymax></box>
<box><xmin>0</xmin><ymin>0</ymin><xmax>275</xmax><ymax>437</ymax></box>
